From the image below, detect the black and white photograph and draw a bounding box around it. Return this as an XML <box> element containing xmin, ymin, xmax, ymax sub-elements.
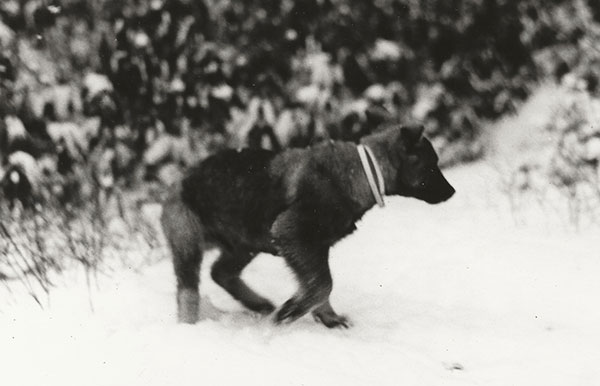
<box><xmin>1</xmin><ymin>0</ymin><xmax>599</xmax><ymax>385</ymax></box>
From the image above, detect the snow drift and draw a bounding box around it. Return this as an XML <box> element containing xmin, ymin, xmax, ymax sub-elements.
<box><xmin>1</xmin><ymin>162</ymin><xmax>599</xmax><ymax>386</ymax></box>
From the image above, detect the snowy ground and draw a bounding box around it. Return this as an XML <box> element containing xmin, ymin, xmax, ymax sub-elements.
<box><xmin>1</xmin><ymin>161</ymin><xmax>599</xmax><ymax>386</ymax></box>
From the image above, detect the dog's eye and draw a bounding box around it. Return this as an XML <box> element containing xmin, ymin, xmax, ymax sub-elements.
<box><xmin>419</xmin><ymin>168</ymin><xmax>436</xmax><ymax>187</ymax></box>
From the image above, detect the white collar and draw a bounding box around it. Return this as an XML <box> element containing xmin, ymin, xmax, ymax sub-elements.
<box><xmin>357</xmin><ymin>144</ymin><xmax>385</xmax><ymax>207</ymax></box>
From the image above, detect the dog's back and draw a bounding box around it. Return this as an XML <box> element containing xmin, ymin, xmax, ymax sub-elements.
<box><xmin>180</xmin><ymin>148</ymin><xmax>287</xmax><ymax>251</ymax></box>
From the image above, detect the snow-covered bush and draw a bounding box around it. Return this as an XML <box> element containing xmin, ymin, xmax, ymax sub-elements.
<box><xmin>503</xmin><ymin>80</ymin><xmax>600</xmax><ymax>228</ymax></box>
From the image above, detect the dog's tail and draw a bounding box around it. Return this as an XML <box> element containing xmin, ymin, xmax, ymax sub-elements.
<box><xmin>160</xmin><ymin>184</ymin><xmax>204</xmax><ymax>323</ymax></box>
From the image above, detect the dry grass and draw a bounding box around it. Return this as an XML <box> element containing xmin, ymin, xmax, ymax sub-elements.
<box><xmin>0</xmin><ymin>193</ymin><xmax>165</xmax><ymax>308</ymax></box>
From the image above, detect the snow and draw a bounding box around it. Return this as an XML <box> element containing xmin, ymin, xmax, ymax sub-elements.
<box><xmin>47</xmin><ymin>121</ymin><xmax>90</xmax><ymax>156</ymax></box>
<box><xmin>0</xmin><ymin>20</ymin><xmax>14</xmax><ymax>44</ymax></box>
<box><xmin>2</xmin><ymin>162</ymin><xmax>600</xmax><ymax>386</ymax></box>
<box><xmin>6</xmin><ymin>115</ymin><xmax>27</xmax><ymax>139</ymax></box>
<box><xmin>83</xmin><ymin>73</ymin><xmax>113</xmax><ymax>97</ymax></box>
<box><xmin>211</xmin><ymin>84</ymin><xmax>234</xmax><ymax>101</ymax></box>
<box><xmin>371</xmin><ymin>39</ymin><xmax>403</xmax><ymax>61</ymax></box>
<box><xmin>7</xmin><ymin>151</ymin><xmax>40</xmax><ymax>185</ymax></box>
<box><xmin>364</xmin><ymin>84</ymin><xmax>387</xmax><ymax>101</ymax></box>
<box><xmin>296</xmin><ymin>84</ymin><xmax>321</xmax><ymax>104</ymax></box>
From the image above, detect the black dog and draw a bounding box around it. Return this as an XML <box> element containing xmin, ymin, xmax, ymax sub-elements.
<box><xmin>161</xmin><ymin>125</ymin><xmax>455</xmax><ymax>328</ymax></box>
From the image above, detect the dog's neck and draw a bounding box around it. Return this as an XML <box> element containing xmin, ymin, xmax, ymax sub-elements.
<box><xmin>359</xmin><ymin>136</ymin><xmax>399</xmax><ymax>196</ymax></box>
<box><xmin>356</xmin><ymin>144</ymin><xmax>385</xmax><ymax>207</ymax></box>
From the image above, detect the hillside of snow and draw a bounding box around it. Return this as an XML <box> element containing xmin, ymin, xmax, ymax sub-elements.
<box><xmin>1</xmin><ymin>160</ymin><xmax>599</xmax><ymax>386</ymax></box>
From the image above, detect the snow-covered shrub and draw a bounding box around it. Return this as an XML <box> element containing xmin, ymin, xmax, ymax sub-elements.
<box><xmin>502</xmin><ymin>80</ymin><xmax>600</xmax><ymax>228</ymax></box>
<box><xmin>544</xmin><ymin>84</ymin><xmax>600</xmax><ymax>226</ymax></box>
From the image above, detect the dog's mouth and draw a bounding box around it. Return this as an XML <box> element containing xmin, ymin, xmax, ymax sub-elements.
<box><xmin>421</xmin><ymin>185</ymin><xmax>455</xmax><ymax>204</ymax></box>
<box><xmin>399</xmin><ymin>184</ymin><xmax>455</xmax><ymax>204</ymax></box>
<box><xmin>403</xmin><ymin>171</ymin><xmax>456</xmax><ymax>204</ymax></box>
<box><xmin>424</xmin><ymin>173</ymin><xmax>456</xmax><ymax>203</ymax></box>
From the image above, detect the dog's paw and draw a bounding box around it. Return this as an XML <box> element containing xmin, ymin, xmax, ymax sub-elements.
<box><xmin>274</xmin><ymin>299</ymin><xmax>305</xmax><ymax>324</ymax></box>
<box><xmin>250</xmin><ymin>301</ymin><xmax>276</xmax><ymax>315</ymax></box>
<box><xmin>313</xmin><ymin>312</ymin><xmax>352</xmax><ymax>329</ymax></box>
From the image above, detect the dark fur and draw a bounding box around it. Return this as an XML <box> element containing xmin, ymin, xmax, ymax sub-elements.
<box><xmin>161</xmin><ymin>125</ymin><xmax>455</xmax><ymax>327</ymax></box>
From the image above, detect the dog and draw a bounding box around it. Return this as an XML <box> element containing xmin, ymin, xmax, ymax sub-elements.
<box><xmin>161</xmin><ymin>124</ymin><xmax>455</xmax><ymax>328</ymax></box>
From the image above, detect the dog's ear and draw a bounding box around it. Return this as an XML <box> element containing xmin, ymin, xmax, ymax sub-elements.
<box><xmin>400</xmin><ymin>124</ymin><xmax>424</xmax><ymax>147</ymax></box>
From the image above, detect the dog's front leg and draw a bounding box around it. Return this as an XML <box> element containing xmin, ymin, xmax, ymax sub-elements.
<box><xmin>312</xmin><ymin>300</ymin><xmax>351</xmax><ymax>329</ymax></box>
<box><xmin>271</xmin><ymin>203</ymin><xmax>351</xmax><ymax>327</ymax></box>
<box><xmin>274</xmin><ymin>242</ymin><xmax>333</xmax><ymax>325</ymax></box>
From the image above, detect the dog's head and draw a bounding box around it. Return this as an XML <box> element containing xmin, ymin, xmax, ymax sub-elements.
<box><xmin>364</xmin><ymin>124</ymin><xmax>455</xmax><ymax>204</ymax></box>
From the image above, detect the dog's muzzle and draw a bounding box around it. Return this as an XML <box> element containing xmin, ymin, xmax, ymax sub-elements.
<box><xmin>418</xmin><ymin>170</ymin><xmax>456</xmax><ymax>204</ymax></box>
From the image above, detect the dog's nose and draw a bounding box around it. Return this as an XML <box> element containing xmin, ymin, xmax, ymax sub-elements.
<box><xmin>440</xmin><ymin>184</ymin><xmax>455</xmax><ymax>202</ymax></box>
<box><xmin>447</xmin><ymin>185</ymin><xmax>456</xmax><ymax>198</ymax></box>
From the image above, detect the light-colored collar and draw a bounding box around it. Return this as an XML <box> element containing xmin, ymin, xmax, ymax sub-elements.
<box><xmin>357</xmin><ymin>144</ymin><xmax>385</xmax><ymax>207</ymax></box>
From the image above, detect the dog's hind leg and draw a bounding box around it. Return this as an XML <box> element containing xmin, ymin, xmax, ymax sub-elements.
<box><xmin>211</xmin><ymin>243</ymin><xmax>275</xmax><ymax>314</ymax></box>
<box><xmin>161</xmin><ymin>191</ymin><xmax>204</xmax><ymax>323</ymax></box>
